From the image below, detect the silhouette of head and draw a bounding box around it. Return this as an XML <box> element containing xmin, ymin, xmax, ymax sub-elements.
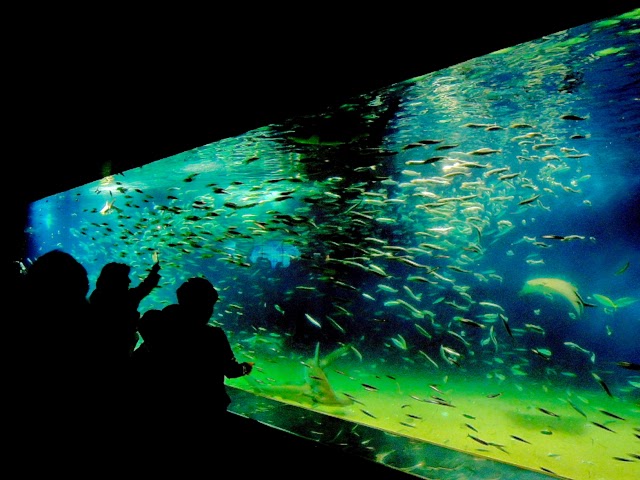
<box><xmin>96</xmin><ymin>262</ymin><xmax>131</xmax><ymax>291</ymax></box>
<box><xmin>26</xmin><ymin>249</ymin><xmax>89</xmax><ymax>303</ymax></box>
<box><xmin>138</xmin><ymin>309</ymin><xmax>168</xmax><ymax>347</ymax></box>
<box><xmin>176</xmin><ymin>277</ymin><xmax>218</xmax><ymax>322</ymax></box>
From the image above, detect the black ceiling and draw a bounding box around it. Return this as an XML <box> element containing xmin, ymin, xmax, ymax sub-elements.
<box><xmin>11</xmin><ymin>4</ymin><xmax>637</xmax><ymax>205</ymax></box>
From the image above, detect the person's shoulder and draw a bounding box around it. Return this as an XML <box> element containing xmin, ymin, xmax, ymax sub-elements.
<box><xmin>88</xmin><ymin>288</ymin><xmax>104</xmax><ymax>303</ymax></box>
<box><xmin>161</xmin><ymin>304</ymin><xmax>181</xmax><ymax>316</ymax></box>
<box><xmin>204</xmin><ymin>324</ymin><xmax>226</xmax><ymax>337</ymax></box>
<box><xmin>140</xmin><ymin>308</ymin><xmax>164</xmax><ymax>321</ymax></box>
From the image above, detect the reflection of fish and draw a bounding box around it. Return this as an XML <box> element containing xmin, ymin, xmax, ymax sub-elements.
<box><xmin>520</xmin><ymin>277</ymin><xmax>587</xmax><ymax>317</ymax></box>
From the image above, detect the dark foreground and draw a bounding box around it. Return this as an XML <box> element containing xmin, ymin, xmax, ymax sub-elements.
<box><xmin>231</xmin><ymin>413</ymin><xmax>418</xmax><ymax>479</ymax></box>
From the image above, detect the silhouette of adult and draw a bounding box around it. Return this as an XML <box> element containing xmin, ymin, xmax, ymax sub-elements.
<box><xmin>10</xmin><ymin>249</ymin><xmax>100</xmax><ymax>462</ymax></box>
<box><xmin>21</xmin><ymin>249</ymin><xmax>92</xmax><ymax>376</ymax></box>
<box><xmin>134</xmin><ymin>276</ymin><xmax>254</xmax><ymax>454</ymax></box>
<box><xmin>88</xmin><ymin>254</ymin><xmax>161</xmax><ymax>367</ymax></box>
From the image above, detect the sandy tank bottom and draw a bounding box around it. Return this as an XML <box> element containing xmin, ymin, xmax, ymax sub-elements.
<box><xmin>228</xmin><ymin>354</ymin><xmax>640</xmax><ymax>480</ymax></box>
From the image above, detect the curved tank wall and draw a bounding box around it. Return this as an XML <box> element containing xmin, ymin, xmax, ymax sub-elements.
<box><xmin>25</xmin><ymin>9</ymin><xmax>640</xmax><ymax>480</ymax></box>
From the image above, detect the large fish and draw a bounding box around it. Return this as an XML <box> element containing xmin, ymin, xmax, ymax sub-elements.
<box><xmin>249</xmin><ymin>240</ymin><xmax>301</xmax><ymax>268</ymax></box>
<box><xmin>245</xmin><ymin>343</ymin><xmax>354</xmax><ymax>407</ymax></box>
<box><xmin>520</xmin><ymin>277</ymin><xmax>588</xmax><ymax>317</ymax></box>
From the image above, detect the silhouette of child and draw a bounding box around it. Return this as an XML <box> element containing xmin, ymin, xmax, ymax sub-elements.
<box><xmin>89</xmin><ymin>255</ymin><xmax>161</xmax><ymax>365</ymax></box>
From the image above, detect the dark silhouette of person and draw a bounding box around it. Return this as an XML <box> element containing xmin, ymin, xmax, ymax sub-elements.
<box><xmin>88</xmin><ymin>255</ymin><xmax>161</xmax><ymax>367</ymax></box>
<box><xmin>9</xmin><ymin>250</ymin><xmax>101</xmax><ymax>461</ymax></box>
<box><xmin>4</xmin><ymin>258</ymin><xmax>27</xmax><ymax>357</ymax></box>
<box><xmin>20</xmin><ymin>249</ymin><xmax>93</xmax><ymax>376</ymax></box>
<box><xmin>133</xmin><ymin>276</ymin><xmax>254</xmax><ymax>455</ymax></box>
<box><xmin>6</xmin><ymin>249</ymin><xmax>162</xmax><ymax>474</ymax></box>
<box><xmin>131</xmin><ymin>307</ymin><xmax>171</xmax><ymax>374</ymax></box>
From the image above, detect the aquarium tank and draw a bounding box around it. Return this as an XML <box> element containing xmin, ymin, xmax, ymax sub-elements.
<box><xmin>25</xmin><ymin>9</ymin><xmax>639</xmax><ymax>480</ymax></box>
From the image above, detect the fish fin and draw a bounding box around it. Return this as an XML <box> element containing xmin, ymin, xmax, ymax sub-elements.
<box><xmin>575</xmin><ymin>291</ymin><xmax>597</xmax><ymax>309</ymax></box>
